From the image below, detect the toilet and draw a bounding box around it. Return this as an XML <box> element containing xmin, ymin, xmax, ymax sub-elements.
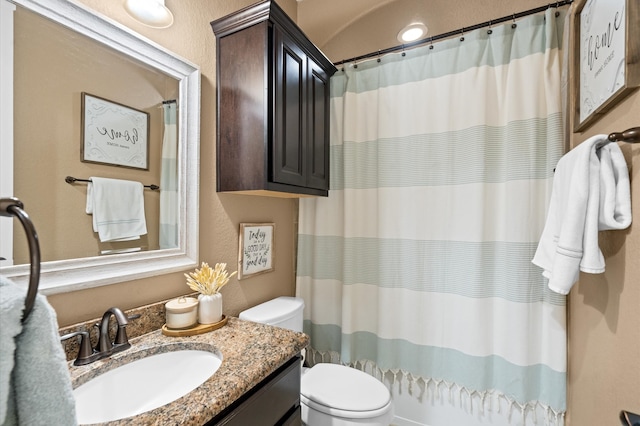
<box><xmin>239</xmin><ymin>296</ymin><xmax>394</xmax><ymax>426</ymax></box>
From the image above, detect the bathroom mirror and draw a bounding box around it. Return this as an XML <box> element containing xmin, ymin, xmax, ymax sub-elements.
<box><xmin>0</xmin><ymin>0</ymin><xmax>200</xmax><ymax>294</ymax></box>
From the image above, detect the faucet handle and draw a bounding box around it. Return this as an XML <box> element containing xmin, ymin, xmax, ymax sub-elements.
<box><xmin>92</xmin><ymin>322</ymin><xmax>101</xmax><ymax>351</ymax></box>
<box><xmin>114</xmin><ymin>324</ymin><xmax>129</xmax><ymax>346</ymax></box>
<box><xmin>113</xmin><ymin>313</ymin><xmax>140</xmax><ymax>347</ymax></box>
<box><xmin>60</xmin><ymin>331</ymin><xmax>98</xmax><ymax>366</ymax></box>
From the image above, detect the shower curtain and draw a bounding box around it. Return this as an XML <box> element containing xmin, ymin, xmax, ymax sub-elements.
<box><xmin>296</xmin><ymin>8</ymin><xmax>568</xmax><ymax>425</ymax></box>
<box><xmin>159</xmin><ymin>101</ymin><xmax>178</xmax><ymax>249</ymax></box>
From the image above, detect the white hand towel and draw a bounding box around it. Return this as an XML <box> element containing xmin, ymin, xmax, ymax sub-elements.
<box><xmin>598</xmin><ymin>144</ymin><xmax>632</xmax><ymax>230</ymax></box>
<box><xmin>532</xmin><ymin>135</ymin><xmax>632</xmax><ymax>294</ymax></box>
<box><xmin>0</xmin><ymin>275</ymin><xmax>77</xmax><ymax>425</ymax></box>
<box><xmin>85</xmin><ymin>177</ymin><xmax>147</xmax><ymax>242</ymax></box>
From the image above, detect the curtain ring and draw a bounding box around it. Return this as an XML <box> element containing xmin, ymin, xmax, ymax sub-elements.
<box><xmin>511</xmin><ymin>13</ymin><xmax>517</xmax><ymax>29</ymax></box>
<box><xmin>487</xmin><ymin>20</ymin><xmax>493</xmax><ymax>35</ymax></box>
<box><xmin>401</xmin><ymin>44</ymin><xmax>406</xmax><ymax>57</ymax></box>
<box><xmin>555</xmin><ymin>1</ymin><xmax>561</xmax><ymax>17</ymax></box>
<box><xmin>460</xmin><ymin>27</ymin><xmax>465</xmax><ymax>42</ymax></box>
<box><xmin>429</xmin><ymin>37</ymin><xmax>434</xmax><ymax>50</ymax></box>
<box><xmin>377</xmin><ymin>50</ymin><xmax>381</xmax><ymax>63</ymax></box>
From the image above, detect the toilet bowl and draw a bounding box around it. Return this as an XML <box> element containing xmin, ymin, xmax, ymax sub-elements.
<box><xmin>301</xmin><ymin>362</ymin><xmax>394</xmax><ymax>425</ymax></box>
<box><xmin>239</xmin><ymin>297</ymin><xmax>394</xmax><ymax>426</ymax></box>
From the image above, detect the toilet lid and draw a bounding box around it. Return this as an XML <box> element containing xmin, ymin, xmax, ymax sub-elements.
<box><xmin>300</xmin><ymin>364</ymin><xmax>391</xmax><ymax>415</ymax></box>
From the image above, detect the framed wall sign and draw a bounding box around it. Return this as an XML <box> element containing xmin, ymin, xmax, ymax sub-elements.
<box><xmin>574</xmin><ymin>0</ymin><xmax>640</xmax><ymax>132</ymax></box>
<box><xmin>238</xmin><ymin>223</ymin><xmax>275</xmax><ymax>279</ymax></box>
<box><xmin>81</xmin><ymin>92</ymin><xmax>150</xmax><ymax>169</ymax></box>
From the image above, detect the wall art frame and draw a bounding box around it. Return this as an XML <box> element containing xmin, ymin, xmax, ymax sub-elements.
<box><xmin>573</xmin><ymin>0</ymin><xmax>640</xmax><ymax>132</ymax></box>
<box><xmin>81</xmin><ymin>92</ymin><xmax>150</xmax><ymax>169</ymax></box>
<box><xmin>238</xmin><ymin>222</ymin><xmax>275</xmax><ymax>280</ymax></box>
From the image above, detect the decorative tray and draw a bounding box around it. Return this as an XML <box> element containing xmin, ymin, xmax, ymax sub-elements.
<box><xmin>161</xmin><ymin>315</ymin><xmax>228</xmax><ymax>337</ymax></box>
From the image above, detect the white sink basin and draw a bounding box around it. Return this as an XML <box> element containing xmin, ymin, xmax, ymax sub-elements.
<box><xmin>73</xmin><ymin>349</ymin><xmax>223</xmax><ymax>424</ymax></box>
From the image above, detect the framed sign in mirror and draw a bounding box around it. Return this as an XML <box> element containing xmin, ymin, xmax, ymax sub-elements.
<box><xmin>81</xmin><ymin>93</ymin><xmax>150</xmax><ymax>170</ymax></box>
<box><xmin>574</xmin><ymin>0</ymin><xmax>640</xmax><ymax>132</ymax></box>
<box><xmin>238</xmin><ymin>223</ymin><xmax>274</xmax><ymax>280</ymax></box>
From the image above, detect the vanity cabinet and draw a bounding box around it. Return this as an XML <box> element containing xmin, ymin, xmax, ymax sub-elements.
<box><xmin>211</xmin><ymin>1</ymin><xmax>337</xmax><ymax>197</ymax></box>
<box><xmin>206</xmin><ymin>355</ymin><xmax>302</xmax><ymax>426</ymax></box>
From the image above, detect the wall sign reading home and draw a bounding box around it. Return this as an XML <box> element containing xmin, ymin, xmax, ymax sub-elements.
<box><xmin>575</xmin><ymin>0</ymin><xmax>640</xmax><ymax>131</ymax></box>
<box><xmin>238</xmin><ymin>223</ymin><xmax>274</xmax><ymax>279</ymax></box>
<box><xmin>81</xmin><ymin>92</ymin><xmax>150</xmax><ymax>169</ymax></box>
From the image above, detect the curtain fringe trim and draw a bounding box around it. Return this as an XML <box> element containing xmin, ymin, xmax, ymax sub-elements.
<box><xmin>307</xmin><ymin>347</ymin><xmax>566</xmax><ymax>426</ymax></box>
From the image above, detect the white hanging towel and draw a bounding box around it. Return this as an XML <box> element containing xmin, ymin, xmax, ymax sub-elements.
<box><xmin>532</xmin><ymin>134</ymin><xmax>632</xmax><ymax>295</ymax></box>
<box><xmin>85</xmin><ymin>177</ymin><xmax>148</xmax><ymax>242</ymax></box>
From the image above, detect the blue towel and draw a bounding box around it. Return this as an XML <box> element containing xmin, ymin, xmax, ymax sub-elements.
<box><xmin>0</xmin><ymin>276</ymin><xmax>77</xmax><ymax>425</ymax></box>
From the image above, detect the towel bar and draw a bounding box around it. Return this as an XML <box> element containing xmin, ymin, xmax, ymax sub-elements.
<box><xmin>593</xmin><ymin>126</ymin><xmax>640</xmax><ymax>150</ymax></box>
<box><xmin>65</xmin><ymin>176</ymin><xmax>160</xmax><ymax>190</ymax></box>
<box><xmin>608</xmin><ymin>127</ymin><xmax>640</xmax><ymax>144</ymax></box>
<box><xmin>0</xmin><ymin>197</ymin><xmax>41</xmax><ymax>323</ymax></box>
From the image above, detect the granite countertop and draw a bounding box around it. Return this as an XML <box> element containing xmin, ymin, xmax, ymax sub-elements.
<box><xmin>68</xmin><ymin>317</ymin><xmax>309</xmax><ymax>425</ymax></box>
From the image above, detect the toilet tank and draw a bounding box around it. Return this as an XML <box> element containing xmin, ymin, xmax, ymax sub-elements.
<box><xmin>239</xmin><ymin>296</ymin><xmax>305</xmax><ymax>332</ymax></box>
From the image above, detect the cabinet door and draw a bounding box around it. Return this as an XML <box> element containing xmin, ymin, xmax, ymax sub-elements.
<box><xmin>306</xmin><ymin>59</ymin><xmax>330</xmax><ymax>190</ymax></box>
<box><xmin>273</xmin><ymin>26</ymin><xmax>306</xmax><ymax>188</ymax></box>
<box><xmin>207</xmin><ymin>356</ymin><xmax>301</xmax><ymax>426</ymax></box>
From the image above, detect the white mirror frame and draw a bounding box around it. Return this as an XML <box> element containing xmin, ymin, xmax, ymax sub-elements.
<box><xmin>1</xmin><ymin>0</ymin><xmax>200</xmax><ymax>295</ymax></box>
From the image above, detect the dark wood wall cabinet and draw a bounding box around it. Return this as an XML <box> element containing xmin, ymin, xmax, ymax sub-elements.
<box><xmin>211</xmin><ymin>1</ymin><xmax>337</xmax><ymax>197</ymax></box>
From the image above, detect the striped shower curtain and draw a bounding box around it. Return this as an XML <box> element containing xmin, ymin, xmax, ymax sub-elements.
<box><xmin>159</xmin><ymin>101</ymin><xmax>178</xmax><ymax>249</ymax></box>
<box><xmin>296</xmin><ymin>8</ymin><xmax>568</xmax><ymax>425</ymax></box>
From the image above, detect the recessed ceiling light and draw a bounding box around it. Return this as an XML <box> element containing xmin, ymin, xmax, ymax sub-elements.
<box><xmin>123</xmin><ymin>0</ymin><xmax>174</xmax><ymax>29</ymax></box>
<box><xmin>398</xmin><ymin>22</ymin><xmax>428</xmax><ymax>43</ymax></box>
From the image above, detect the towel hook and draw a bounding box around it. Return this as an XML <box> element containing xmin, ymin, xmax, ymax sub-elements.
<box><xmin>0</xmin><ymin>197</ymin><xmax>40</xmax><ymax>323</ymax></box>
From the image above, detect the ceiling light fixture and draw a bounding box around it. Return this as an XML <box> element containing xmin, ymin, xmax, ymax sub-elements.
<box><xmin>123</xmin><ymin>0</ymin><xmax>174</xmax><ymax>29</ymax></box>
<box><xmin>397</xmin><ymin>22</ymin><xmax>428</xmax><ymax>43</ymax></box>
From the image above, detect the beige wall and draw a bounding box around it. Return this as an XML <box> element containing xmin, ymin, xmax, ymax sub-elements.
<box><xmin>46</xmin><ymin>0</ymin><xmax>299</xmax><ymax>326</ymax></box>
<box><xmin>566</xmin><ymin>1</ymin><xmax>640</xmax><ymax>422</ymax></box>
<box><xmin>567</xmin><ymin>90</ymin><xmax>640</xmax><ymax>424</ymax></box>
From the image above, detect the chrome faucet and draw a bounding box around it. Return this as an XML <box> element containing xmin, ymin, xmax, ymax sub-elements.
<box><xmin>97</xmin><ymin>307</ymin><xmax>131</xmax><ymax>355</ymax></box>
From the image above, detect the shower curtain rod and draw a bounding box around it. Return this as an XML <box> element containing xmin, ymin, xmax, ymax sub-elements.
<box><xmin>334</xmin><ymin>0</ymin><xmax>573</xmax><ymax>67</ymax></box>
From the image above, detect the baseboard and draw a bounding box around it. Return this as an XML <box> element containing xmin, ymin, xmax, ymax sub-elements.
<box><xmin>391</xmin><ymin>415</ymin><xmax>428</xmax><ymax>426</ymax></box>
